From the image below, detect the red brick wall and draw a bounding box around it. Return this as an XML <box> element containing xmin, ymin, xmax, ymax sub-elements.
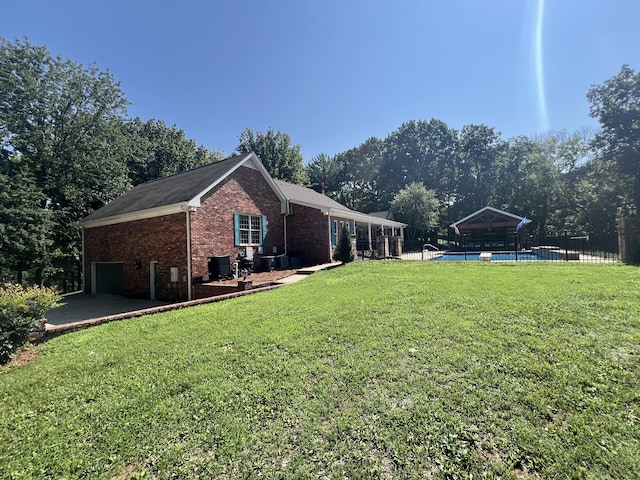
<box><xmin>83</xmin><ymin>164</ymin><xmax>361</xmax><ymax>299</ymax></box>
<box><xmin>84</xmin><ymin>165</ymin><xmax>285</xmax><ymax>301</ymax></box>
<box><xmin>83</xmin><ymin>213</ymin><xmax>188</xmax><ymax>301</ymax></box>
<box><xmin>190</xmin><ymin>166</ymin><xmax>285</xmax><ymax>280</ymax></box>
<box><xmin>286</xmin><ymin>204</ymin><xmax>352</xmax><ymax>265</ymax></box>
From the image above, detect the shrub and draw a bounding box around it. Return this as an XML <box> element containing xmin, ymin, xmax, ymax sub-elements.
<box><xmin>333</xmin><ymin>225</ymin><xmax>355</xmax><ymax>263</ymax></box>
<box><xmin>0</xmin><ymin>284</ymin><xmax>60</xmax><ymax>364</ymax></box>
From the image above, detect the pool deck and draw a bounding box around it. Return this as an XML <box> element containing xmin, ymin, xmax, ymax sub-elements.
<box><xmin>401</xmin><ymin>250</ymin><xmax>617</xmax><ymax>262</ymax></box>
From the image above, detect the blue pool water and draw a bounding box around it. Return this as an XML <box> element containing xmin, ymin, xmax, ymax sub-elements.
<box><xmin>433</xmin><ymin>252</ymin><xmax>541</xmax><ymax>261</ymax></box>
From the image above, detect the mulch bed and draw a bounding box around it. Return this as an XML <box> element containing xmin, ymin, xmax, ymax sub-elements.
<box><xmin>212</xmin><ymin>269</ymin><xmax>298</xmax><ymax>287</ymax></box>
<box><xmin>7</xmin><ymin>345</ymin><xmax>41</xmax><ymax>367</ymax></box>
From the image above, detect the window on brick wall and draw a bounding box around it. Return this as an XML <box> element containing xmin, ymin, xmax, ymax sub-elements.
<box><xmin>234</xmin><ymin>213</ymin><xmax>267</xmax><ymax>246</ymax></box>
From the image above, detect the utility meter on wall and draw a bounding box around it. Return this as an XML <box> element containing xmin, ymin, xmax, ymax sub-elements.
<box><xmin>170</xmin><ymin>267</ymin><xmax>179</xmax><ymax>283</ymax></box>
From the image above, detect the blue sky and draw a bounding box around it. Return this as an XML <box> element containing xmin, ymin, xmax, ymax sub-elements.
<box><xmin>3</xmin><ymin>0</ymin><xmax>639</xmax><ymax>160</ymax></box>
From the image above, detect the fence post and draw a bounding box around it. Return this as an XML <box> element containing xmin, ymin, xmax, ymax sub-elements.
<box><xmin>463</xmin><ymin>233</ymin><xmax>467</xmax><ymax>261</ymax></box>
<box><xmin>514</xmin><ymin>232</ymin><xmax>518</xmax><ymax>261</ymax></box>
<box><xmin>564</xmin><ymin>231</ymin><xmax>569</xmax><ymax>262</ymax></box>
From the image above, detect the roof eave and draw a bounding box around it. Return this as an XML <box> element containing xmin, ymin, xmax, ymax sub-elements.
<box><xmin>451</xmin><ymin>206</ymin><xmax>531</xmax><ymax>227</ymax></box>
<box><xmin>81</xmin><ymin>203</ymin><xmax>191</xmax><ymax>228</ymax></box>
<box><xmin>324</xmin><ymin>208</ymin><xmax>407</xmax><ymax>227</ymax></box>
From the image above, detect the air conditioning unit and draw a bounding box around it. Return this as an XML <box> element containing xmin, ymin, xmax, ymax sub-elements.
<box><xmin>274</xmin><ymin>254</ymin><xmax>289</xmax><ymax>269</ymax></box>
<box><xmin>208</xmin><ymin>255</ymin><xmax>231</xmax><ymax>280</ymax></box>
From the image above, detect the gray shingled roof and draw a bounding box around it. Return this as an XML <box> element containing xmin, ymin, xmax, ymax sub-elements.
<box><xmin>82</xmin><ymin>153</ymin><xmax>405</xmax><ymax>229</ymax></box>
<box><xmin>275</xmin><ymin>180</ymin><xmax>406</xmax><ymax>227</ymax></box>
<box><xmin>82</xmin><ymin>155</ymin><xmax>248</xmax><ymax>222</ymax></box>
<box><xmin>274</xmin><ymin>180</ymin><xmax>355</xmax><ymax>214</ymax></box>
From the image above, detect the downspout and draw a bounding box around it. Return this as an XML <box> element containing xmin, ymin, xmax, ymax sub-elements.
<box><xmin>283</xmin><ymin>213</ymin><xmax>289</xmax><ymax>255</ymax></box>
<box><xmin>327</xmin><ymin>213</ymin><xmax>333</xmax><ymax>262</ymax></box>
<box><xmin>186</xmin><ymin>210</ymin><xmax>193</xmax><ymax>301</ymax></box>
<box><xmin>283</xmin><ymin>200</ymin><xmax>291</xmax><ymax>255</ymax></box>
<box><xmin>81</xmin><ymin>227</ymin><xmax>86</xmax><ymax>293</ymax></box>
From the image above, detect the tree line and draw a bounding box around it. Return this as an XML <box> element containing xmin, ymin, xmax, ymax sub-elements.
<box><xmin>1</xmin><ymin>37</ymin><xmax>638</xmax><ymax>287</ymax></box>
<box><xmin>0</xmin><ymin>38</ymin><xmax>226</xmax><ymax>287</ymax></box>
<box><xmin>309</xmin><ymin>123</ymin><xmax>597</xmax><ymax>243</ymax></box>
<box><xmin>307</xmin><ymin>67</ymin><xmax>639</xmax><ymax>248</ymax></box>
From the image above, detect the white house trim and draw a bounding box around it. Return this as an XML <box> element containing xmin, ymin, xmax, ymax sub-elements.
<box><xmin>81</xmin><ymin>203</ymin><xmax>191</xmax><ymax>228</ymax></box>
<box><xmin>450</xmin><ymin>206</ymin><xmax>531</xmax><ymax>228</ymax></box>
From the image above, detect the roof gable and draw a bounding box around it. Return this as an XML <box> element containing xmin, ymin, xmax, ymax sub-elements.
<box><xmin>451</xmin><ymin>206</ymin><xmax>530</xmax><ymax>227</ymax></box>
<box><xmin>82</xmin><ymin>153</ymin><xmax>286</xmax><ymax>227</ymax></box>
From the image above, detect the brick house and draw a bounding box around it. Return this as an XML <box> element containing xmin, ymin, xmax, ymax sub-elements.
<box><xmin>81</xmin><ymin>153</ymin><xmax>405</xmax><ymax>301</ymax></box>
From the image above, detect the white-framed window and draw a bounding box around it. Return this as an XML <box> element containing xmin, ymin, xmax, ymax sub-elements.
<box><xmin>234</xmin><ymin>213</ymin><xmax>267</xmax><ymax>246</ymax></box>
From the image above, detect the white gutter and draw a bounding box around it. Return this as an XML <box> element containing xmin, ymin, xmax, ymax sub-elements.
<box><xmin>323</xmin><ymin>207</ymin><xmax>406</xmax><ymax>229</ymax></box>
<box><xmin>81</xmin><ymin>202</ymin><xmax>192</xmax><ymax>228</ymax></box>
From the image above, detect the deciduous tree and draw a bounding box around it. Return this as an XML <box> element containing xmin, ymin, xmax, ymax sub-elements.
<box><xmin>333</xmin><ymin>137</ymin><xmax>385</xmax><ymax>212</ymax></box>
<box><xmin>379</xmin><ymin>119</ymin><xmax>459</xmax><ymax>206</ymax></box>
<box><xmin>0</xmin><ymin>37</ymin><xmax>130</xmax><ymax>286</ymax></box>
<box><xmin>125</xmin><ymin>118</ymin><xmax>224</xmax><ymax>185</ymax></box>
<box><xmin>0</xmin><ymin>157</ymin><xmax>53</xmax><ymax>284</ymax></box>
<box><xmin>236</xmin><ymin>128</ymin><xmax>309</xmax><ymax>185</ymax></box>
<box><xmin>452</xmin><ymin>124</ymin><xmax>505</xmax><ymax>224</ymax></box>
<box><xmin>390</xmin><ymin>182</ymin><xmax>440</xmax><ymax>248</ymax></box>
<box><xmin>587</xmin><ymin>65</ymin><xmax>640</xmax><ymax>214</ymax></box>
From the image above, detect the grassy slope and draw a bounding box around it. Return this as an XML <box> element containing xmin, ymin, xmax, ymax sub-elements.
<box><xmin>1</xmin><ymin>263</ymin><xmax>639</xmax><ymax>479</ymax></box>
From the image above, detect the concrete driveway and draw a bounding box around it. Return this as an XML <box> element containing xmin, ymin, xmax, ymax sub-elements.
<box><xmin>42</xmin><ymin>263</ymin><xmax>340</xmax><ymax>335</ymax></box>
<box><xmin>45</xmin><ymin>293</ymin><xmax>168</xmax><ymax>326</ymax></box>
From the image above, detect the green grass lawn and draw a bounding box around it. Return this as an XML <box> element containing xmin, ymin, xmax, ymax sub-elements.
<box><xmin>1</xmin><ymin>262</ymin><xmax>639</xmax><ymax>479</ymax></box>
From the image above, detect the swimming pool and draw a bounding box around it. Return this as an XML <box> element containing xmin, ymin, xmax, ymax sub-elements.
<box><xmin>432</xmin><ymin>252</ymin><xmax>541</xmax><ymax>261</ymax></box>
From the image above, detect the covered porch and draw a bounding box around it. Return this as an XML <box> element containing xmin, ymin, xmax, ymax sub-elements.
<box><xmin>353</xmin><ymin>213</ymin><xmax>406</xmax><ymax>259</ymax></box>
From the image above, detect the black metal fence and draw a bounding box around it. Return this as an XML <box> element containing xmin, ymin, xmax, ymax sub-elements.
<box><xmin>358</xmin><ymin>231</ymin><xmax>620</xmax><ymax>263</ymax></box>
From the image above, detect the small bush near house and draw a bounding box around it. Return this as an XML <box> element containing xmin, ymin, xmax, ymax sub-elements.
<box><xmin>0</xmin><ymin>284</ymin><xmax>60</xmax><ymax>364</ymax></box>
<box><xmin>333</xmin><ymin>225</ymin><xmax>355</xmax><ymax>263</ymax></box>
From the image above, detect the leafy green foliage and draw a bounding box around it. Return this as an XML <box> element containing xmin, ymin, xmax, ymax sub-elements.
<box><xmin>332</xmin><ymin>137</ymin><xmax>385</xmax><ymax>212</ymax></box>
<box><xmin>454</xmin><ymin>124</ymin><xmax>505</xmax><ymax>217</ymax></box>
<box><xmin>0</xmin><ymin>284</ymin><xmax>59</xmax><ymax>364</ymax></box>
<box><xmin>125</xmin><ymin>118</ymin><xmax>225</xmax><ymax>186</ymax></box>
<box><xmin>0</xmin><ymin>38</ymin><xmax>222</xmax><ymax>288</ymax></box>
<box><xmin>391</xmin><ymin>182</ymin><xmax>439</xmax><ymax>246</ymax></box>
<box><xmin>1</xmin><ymin>35</ymin><xmax>635</xmax><ymax>287</ymax></box>
<box><xmin>379</xmin><ymin>119</ymin><xmax>459</xmax><ymax>206</ymax></box>
<box><xmin>236</xmin><ymin>128</ymin><xmax>309</xmax><ymax>185</ymax></box>
<box><xmin>1</xmin><ymin>263</ymin><xmax>638</xmax><ymax>478</ymax></box>
<box><xmin>0</xmin><ymin>37</ymin><xmax>130</xmax><ymax>287</ymax></box>
<box><xmin>333</xmin><ymin>224</ymin><xmax>354</xmax><ymax>263</ymax></box>
<box><xmin>588</xmin><ymin>65</ymin><xmax>640</xmax><ymax>213</ymax></box>
<box><xmin>306</xmin><ymin>152</ymin><xmax>341</xmax><ymax>196</ymax></box>
<box><xmin>0</xmin><ymin>159</ymin><xmax>53</xmax><ymax>284</ymax></box>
